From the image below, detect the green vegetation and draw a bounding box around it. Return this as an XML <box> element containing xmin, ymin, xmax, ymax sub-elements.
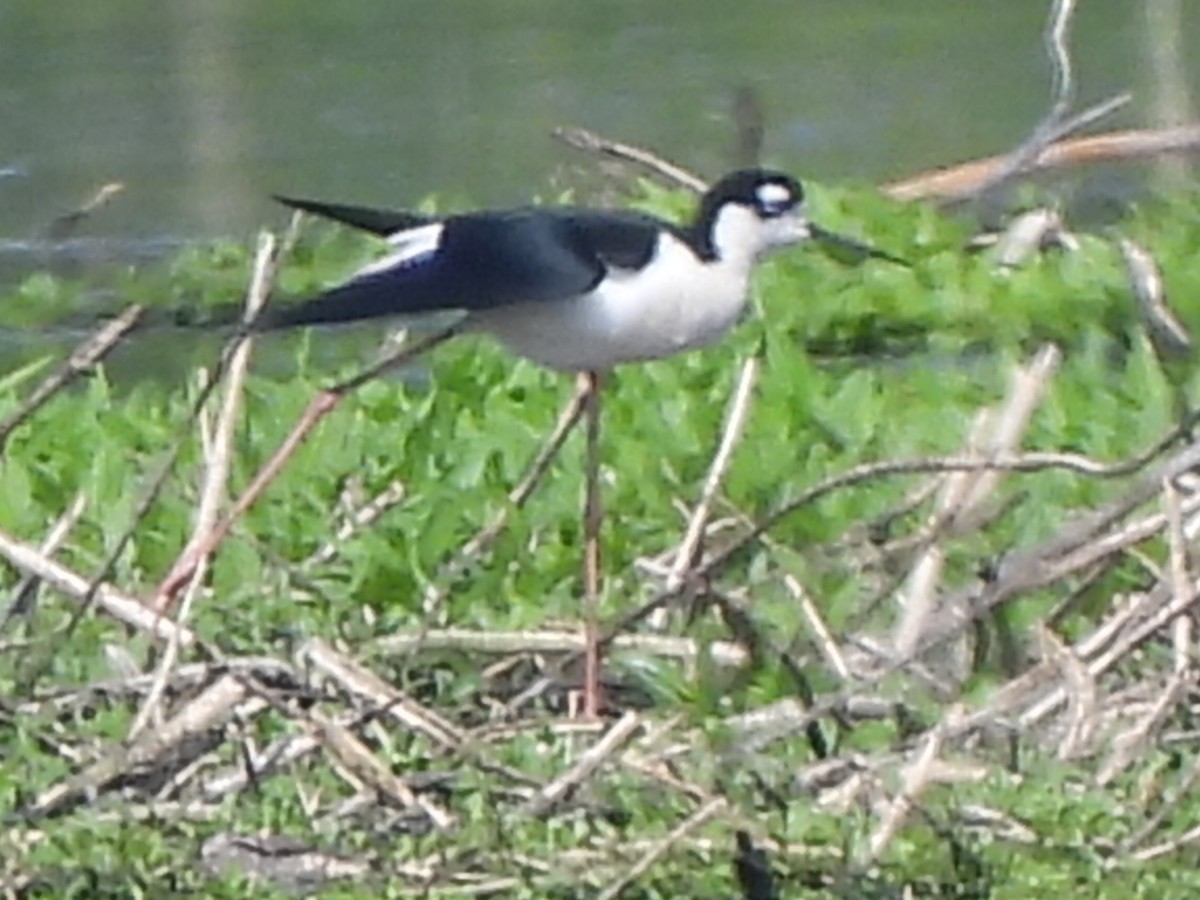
<box><xmin>3</xmin><ymin>178</ymin><xmax>1200</xmax><ymax>897</ymax></box>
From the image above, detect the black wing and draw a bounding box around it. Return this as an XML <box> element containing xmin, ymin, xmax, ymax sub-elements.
<box><xmin>258</xmin><ymin>208</ymin><xmax>635</xmax><ymax>329</ymax></box>
<box><xmin>562</xmin><ymin>208</ymin><xmax>667</xmax><ymax>271</ymax></box>
<box><xmin>274</xmin><ymin>195</ymin><xmax>435</xmax><ymax>237</ymax></box>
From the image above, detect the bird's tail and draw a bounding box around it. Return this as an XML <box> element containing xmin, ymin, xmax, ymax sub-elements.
<box><xmin>124</xmin><ymin>284</ymin><xmax>403</xmax><ymax>335</ymax></box>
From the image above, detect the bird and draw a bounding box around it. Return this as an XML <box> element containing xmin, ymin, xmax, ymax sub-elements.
<box><xmin>237</xmin><ymin>169</ymin><xmax>813</xmax><ymax>369</ymax></box>
<box><xmin>188</xmin><ymin>169</ymin><xmax>898</xmax><ymax>715</ymax></box>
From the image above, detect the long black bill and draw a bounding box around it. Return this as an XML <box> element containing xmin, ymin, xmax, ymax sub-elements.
<box><xmin>810</xmin><ymin>222</ymin><xmax>909</xmax><ymax>268</ymax></box>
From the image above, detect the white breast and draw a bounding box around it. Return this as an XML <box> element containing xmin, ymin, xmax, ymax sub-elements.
<box><xmin>469</xmin><ymin>233</ymin><xmax>753</xmax><ymax>372</ymax></box>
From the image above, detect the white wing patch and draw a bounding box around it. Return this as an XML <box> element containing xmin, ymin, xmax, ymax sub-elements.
<box><xmin>355</xmin><ymin>223</ymin><xmax>444</xmax><ymax>278</ymax></box>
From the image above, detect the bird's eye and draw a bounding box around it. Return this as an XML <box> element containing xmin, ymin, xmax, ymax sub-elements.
<box><xmin>754</xmin><ymin>182</ymin><xmax>795</xmax><ymax>218</ymax></box>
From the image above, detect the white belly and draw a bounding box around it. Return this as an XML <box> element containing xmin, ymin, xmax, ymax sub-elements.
<box><xmin>467</xmin><ymin>241</ymin><xmax>752</xmax><ymax>372</ymax></box>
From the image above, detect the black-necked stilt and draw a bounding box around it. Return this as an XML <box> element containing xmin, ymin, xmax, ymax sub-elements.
<box><xmin>235</xmin><ymin>170</ymin><xmax>893</xmax><ymax>715</ymax></box>
<box><xmin>263</xmin><ymin>169</ymin><xmax>814</xmax><ymax>368</ymax></box>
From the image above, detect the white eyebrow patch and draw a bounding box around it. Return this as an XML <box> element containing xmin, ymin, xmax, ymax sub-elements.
<box><xmin>755</xmin><ymin>182</ymin><xmax>793</xmax><ymax>209</ymax></box>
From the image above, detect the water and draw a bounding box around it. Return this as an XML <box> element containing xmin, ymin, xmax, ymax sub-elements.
<box><xmin>2</xmin><ymin>1</ymin><xmax>1191</xmax><ymax>242</ymax></box>
<box><xmin>0</xmin><ymin>0</ymin><xmax>1194</xmax><ymax>382</ymax></box>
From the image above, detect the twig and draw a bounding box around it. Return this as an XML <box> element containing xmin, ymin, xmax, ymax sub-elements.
<box><xmin>183</xmin><ymin>232</ymin><xmax>280</xmax><ymax>581</ymax></box>
<box><xmin>1096</xmin><ymin>670</ymin><xmax>1188</xmax><ymax>787</ymax></box>
<box><xmin>46</xmin><ymin>182</ymin><xmax>125</xmax><ymax>240</ymax></box>
<box><xmin>1162</xmin><ymin>478</ymin><xmax>1194</xmax><ymax>674</ymax></box>
<box><xmin>864</xmin><ymin>711</ymin><xmax>957</xmax><ymax>862</ymax></box>
<box><xmin>522</xmin><ymin>711</ymin><xmax>642</xmax><ymax>817</ymax></box>
<box><xmin>303</xmin><ymin>480</ymin><xmax>406</xmax><ymax>570</ymax></box>
<box><xmin>552</xmin><ymin>126</ymin><xmax>708</xmax><ymax>193</ymax></box>
<box><xmin>787</xmin><ymin>574</ymin><xmax>849</xmax><ymax>681</ymax></box>
<box><xmin>17</xmin><ymin>674</ymin><xmax>246</xmax><ymax>822</ymax></box>
<box><xmin>155</xmin><ymin>325</ymin><xmax>459</xmax><ymax>603</ymax></box>
<box><xmin>0</xmin><ymin>527</ymin><xmax>194</xmax><ymax>645</ymax></box>
<box><xmin>0</xmin><ymin>305</ymin><xmax>143</xmax><ymax>454</ymax></box>
<box><xmin>595</xmin><ymin>797</ymin><xmax>727</xmax><ymax>900</ymax></box>
<box><xmin>19</xmin><ymin>275</ymin><xmax>291</xmax><ymax>690</ymax></box>
<box><xmin>658</xmin><ymin>356</ymin><xmax>759</xmax><ymax>619</ymax></box>
<box><xmin>885</xmin><ymin>120</ymin><xmax>1200</xmax><ymax>203</ymax></box>
<box><xmin>300</xmin><ymin>638</ymin><xmax>464</xmax><ymax>751</ymax></box>
<box><xmin>0</xmin><ymin>493</ymin><xmax>86</xmax><ymax>633</ymax></box>
<box><xmin>129</xmin><ymin>232</ymin><xmax>279</xmax><ymax>740</ymax></box>
<box><xmin>969</xmin><ymin>0</ymin><xmax>1081</xmax><ymax>201</ymax></box>
<box><xmin>893</xmin><ymin>345</ymin><xmax>1060</xmax><ymax>656</ymax></box>
<box><xmin>422</xmin><ymin>378</ymin><xmax>588</xmax><ymax>613</ymax></box>
<box><xmin>371</xmin><ymin>626</ymin><xmax>748</xmax><ymax>667</ymax></box>
<box><xmin>304</xmin><ymin>707</ymin><xmax>451</xmax><ymax>829</ymax></box>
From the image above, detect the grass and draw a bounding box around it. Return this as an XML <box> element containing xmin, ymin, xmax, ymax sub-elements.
<box><xmin>3</xmin><ymin>175</ymin><xmax>1200</xmax><ymax>897</ymax></box>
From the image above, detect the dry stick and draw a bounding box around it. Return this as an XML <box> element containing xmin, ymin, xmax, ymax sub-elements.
<box><xmin>1043</xmin><ymin>625</ymin><xmax>1097</xmax><ymax>761</ymax></box>
<box><xmin>46</xmin><ymin>182</ymin><xmax>125</xmax><ymax>239</ymax></box>
<box><xmin>304</xmin><ymin>707</ymin><xmax>441</xmax><ymax>822</ymax></box>
<box><xmin>593</xmin><ymin>437</ymin><xmax>1200</xmax><ymax>731</ymax></box>
<box><xmin>0</xmin><ymin>527</ymin><xmax>194</xmax><ymax>645</ymax></box>
<box><xmin>969</xmin><ymin>0</ymin><xmax>1079</xmax><ymax>203</ymax></box>
<box><xmin>863</xmin><ymin>712</ymin><xmax>969</xmax><ymax>863</ymax></box>
<box><xmin>422</xmin><ymin>379</ymin><xmax>589</xmax><ymax>613</ymax></box>
<box><xmin>372</xmin><ymin>627</ymin><xmax>749</xmax><ymax>668</ymax></box>
<box><xmin>556</xmin><ymin>110</ymin><xmax>1200</xmax><ymax>214</ymax></box>
<box><xmin>0</xmin><ymin>492</ymin><xmax>86</xmax><ymax>632</ymax></box>
<box><xmin>679</xmin><ymin>450</ymin><xmax>1151</xmax><ymax>618</ymax></box>
<box><xmin>185</xmin><ymin>232</ymin><xmax>280</xmax><ymax>575</ymax></box>
<box><xmin>1011</xmin><ymin>502</ymin><xmax>1200</xmax><ymax>730</ymax></box>
<box><xmin>1096</xmin><ymin>670</ymin><xmax>1188</xmax><ymax>788</ymax></box>
<box><xmin>0</xmin><ymin>304</ymin><xmax>143</xmax><ymax>454</ymax></box>
<box><xmin>522</xmin><ymin>711</ymin><xmax>642</xmax><ymax>818</ymax></box>
<box><xmin>595</xmin><ymin>797</ymin><xmax>728</xmax><ymax>900</ymax></box>
<box><xmin>21</xmin><ymin>673</ymin><xmax>247</xmax><ymax>821</ymax></box>
<box><xmin>588</xmin><ymin>454</ymin><xmax>1130</xmax><ymax>675</ymax></box>
<box><xmin>956</xmin><ymin>345</ymin><xmax>1061</xmax><ymax>520</ymax></box>
<box><xmin>155</xmin><ymin>325</ymin><xmax>460</xmax><ymax>603</ymax></box>
<box><xmin>892</xmin><ymin>410</ymin><xmax>991</xmax><ymax>659</ymax></box>
<box><xmin>652</xmin><ymin>356</ymin><xmax>759</xmax><ymax>629</ymax></box>
<box><xmin>303</xmin><ymin>480</ymin><xmax>405</xmax><ymax>570</ymax></box>
<box><xmin>893</xmin><ymin>345</ymin><xmax>1060</xmax><ymax>656</ymax></box>
<box><xmin>1162</xmin><ymin>478</ymin><xmax>1194</xmax><ymax>675</ymax></box>
<box><xmin>582</xmin><ymin>371</ymin><xmax>604</xmax><ymax>718</ymax></box>
<box><xmin>301</xmin><ymin>638</ymin><xmax>464</xmax><ymax>751</ymax></box>
<box><xmin>885</xmin><ymin>122</ymin><xmax>1200</xmax><ymax>203</ymax></box>
<box><xmin>1131</xmin><ymin>821</ymin><xmax>1200</xmax><ymax>864</ymax></box>
<box><xmin>1119</xmin><ymin>745</ymin><xmax>1200</xmax><ymax>856</ymax></box>
<box><xmin>785</xmin><ymin>573</ymin><xmax>850</xmax><ymax>681</ymax></box>
<box><xmin>948</xmin><ymin>517</ymin><xmax>1200</xmax><ymax>749</ymax></box>
<box><xmin>940</xmin><ymin>489</ymin><xmax>1200</xmax><ymax>710</ymax></box>
<box><xmin>713</xmin><ymin>430</ymin><xmax>1200</xmax><ymax>597</ymax></box>
<box><xmin>129</xmin><ymin>232</ymin><xmax>279</xmax><ymax>740</ymax></box>
<box><xmin>19</xmin><ymin>294</ymin><xmax>287</xmax><ymax>691</ymax></box>
<box><xmin>552</xmin><ymin>126</ymin><xmax>708</xmax><ymax>194</ymax></box>
<box><xmin>11</xmin><ymin>655</ymin><xmax>294</xmax><ymax>718</ymax></box>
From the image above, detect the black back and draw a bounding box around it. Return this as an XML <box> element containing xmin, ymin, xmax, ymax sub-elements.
<box><xmin>258</xmin><ymin>175</ymin><xmax>802</xmax><ymax>329</ymax></box>
<box><xmin>260</xmin><ymin>205</ymin><xmax>667</xmax><ymax>328</ymax></box>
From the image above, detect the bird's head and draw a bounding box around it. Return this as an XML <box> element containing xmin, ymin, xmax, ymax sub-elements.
<box><xmin>697</xmin><ymin>168</ymin><xmax>907</xmax><ymax>269</ymax></box>
<box><xmin>695</xmin><ymin>169</ymin><xmax>810</xmax><ymax>264</ymax></box>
